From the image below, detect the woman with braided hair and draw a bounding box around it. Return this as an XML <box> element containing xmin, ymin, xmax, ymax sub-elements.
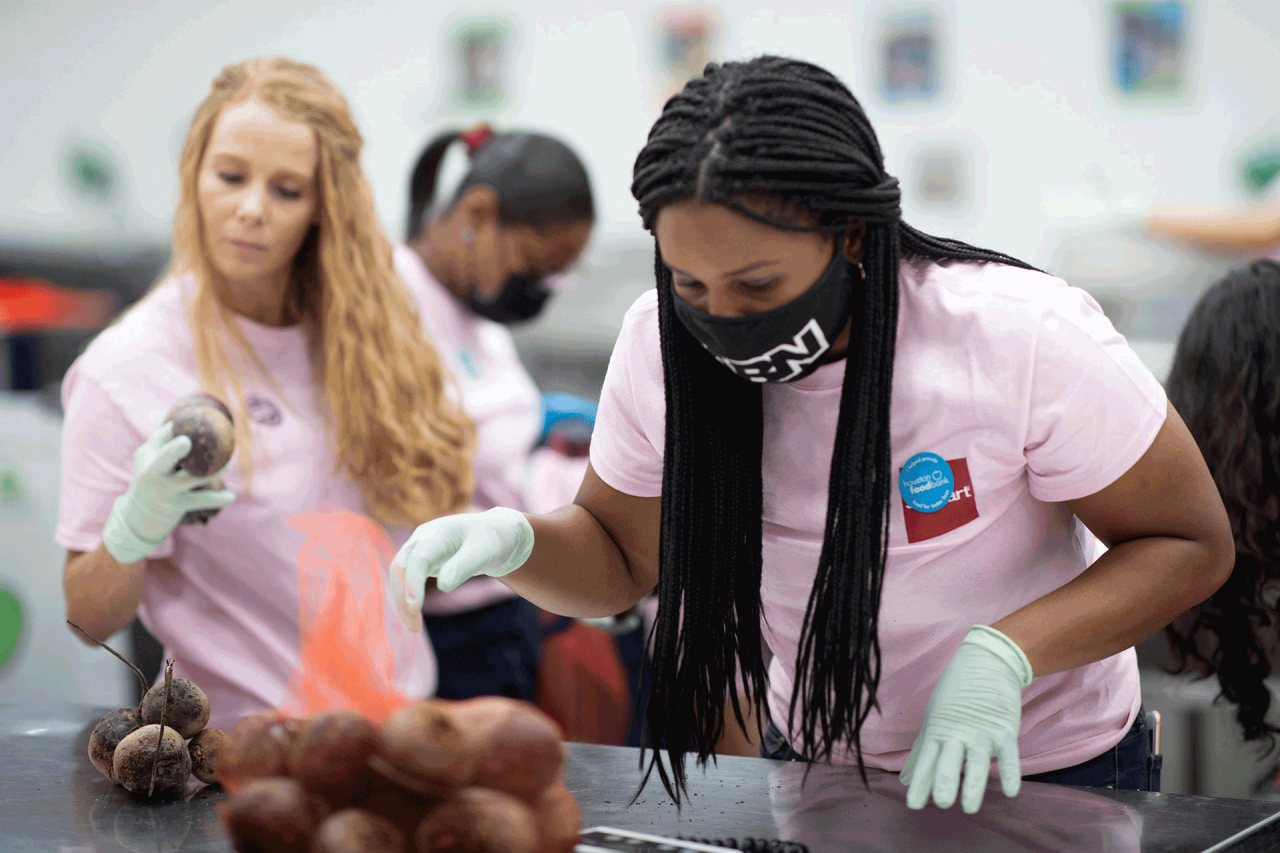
<box><xmin>391</xmin><ymin>56</ymin><xmax>1234</xmax><ymax>813</ymax></box>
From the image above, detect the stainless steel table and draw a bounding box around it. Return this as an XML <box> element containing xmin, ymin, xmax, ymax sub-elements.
<box><xmin>3</xmin><ymin>702</ymin><xmax>1278</xmax><ymax>852</ymax></box>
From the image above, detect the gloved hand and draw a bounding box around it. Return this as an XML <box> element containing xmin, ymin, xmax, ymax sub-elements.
<box><xmin>900</xmin><ymin>624</ymin><xmax>1033</xmax><ymax>814</ymax></box>
<box><xmin>389</xmin><ymin>507</ymin><xmax>534</xmax><ymax>632</ymax></box>
<box><xmin>102</xmin><ymin>420</ymin><xmax>236</xmax><ymax>564</ymax></box>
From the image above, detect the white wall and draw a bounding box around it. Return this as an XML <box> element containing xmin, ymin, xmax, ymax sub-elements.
<box><xmin>1</xmin><ymin>0</ymin><xmax>1278</xmax><ymax>265</ymax></box>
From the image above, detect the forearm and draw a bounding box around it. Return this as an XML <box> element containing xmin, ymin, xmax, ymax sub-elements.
<box><xmin>1147</xmin><ymin>208</ymin><xmax>1280</xmax><ymax>251</ymax></box>
<box><xmin>501</xmin><ymin>504</ymin><xmax>655</xmax><ymax>618</ymax></box>
<box><xmin>992</xmin><ymin>535</ymin><xmax>1231</xmax><ymax>677</ymax></box>
<box><xmin>63</xmin><ymin>544</ymin><xmax>147</xmax><ymax>641</ymax></box>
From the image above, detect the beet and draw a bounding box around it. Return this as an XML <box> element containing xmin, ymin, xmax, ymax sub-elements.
<box><xmin>313</xmin><ymin>808</ymin><xmax>408</xmax><ymax>853</ymax></box>
<box><xmin>286</xmin><ymin>710</ymin><xmax>380</xmax><ymax>806</ymax></box>
<box><xmin>165</xmin><ymin>395</ymin><xmax>235</xmax><ymax>477</ymax></box>
<box><xmin>140</xmin><ymin>677</ymin><xmax>210</xmax><ymax>738</ymax></box>
<box><xmin>88</xmin><ymin>708</ymin><xmax>142</xmax><ymax>783</ymax></box>
<box><xmin>181</xmin><ymin>477</ymin><xmax>226</xmax><ymax>526</ymax></box>
<box><xmin>217</xmin><ymin>713</ymin><xmax>302</xmax><ymax>792</ymax></box>
<box><xmin>167</xmin><ymin>393</ymin><xmax>234</xmax><ymax>424</ymax></box>
<box><xmin>414</xmin><ymin>788</ymin><xmax>539</xmax><ymax>853</ymax></box>
<box><xmin>217</xmin><ymin>777</ymin><xmax>324</xmax><ymax>853</ymax></box>
<box><xmin>188</xmin><ymin>727</ymin><xmax>228</xmax><ymax>785</ymax></box>
<box><xmin>113</xmin><ymin>724</ymin><xmax>191</xmax><ymax>796</ymax></box>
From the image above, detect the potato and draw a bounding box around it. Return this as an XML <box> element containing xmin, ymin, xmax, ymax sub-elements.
<box><xmin>140</xmin><ymin>677</ymin><xmax>210</xmax><ymax>738</ymax></box>
<box><xmin>217</xmin><ymin>713</ymin><xmax>302</xmax><ymax>793</ymax></box>
<box><xmin>380</xmin><ymin>698</ymin><xmax>564</xmax><ymax>802</ymax></box>
<box><xmin>217</xmin><ymin>776</ymin><xmax>323</xmax><ymax>853</ymax></box>
<box><xmin>188</xmin><ymin>727</ymin><xmax>227</xmax><ymax>785</ymax></box>
<box><xmin>113</xmin><ymin>724</ymin><xmax>191</xmax><ymax>796</ymax></box>
<box><xmin>165</xmin><ymin>395</ymin><xmax>235</xmax><ymax>477</ymax></box>
<box><xmin>313</xmin><ymin>808</ymin><xmax>408</xmax><ymax>853</ymax></box>
<box><xmin>286</xmin><ymin>710</ymin><xmax>380</xmax><ymax>806</ymax></box>
<box><xmin>88</xmin><ymin>708</ymin><xmax>142</xmax><ymax>783</ymax></box>
<box><xmin>533</xmin><ymin>781</ymin><xmax>582</xmax><ymax>853</ymax></box>
<box><xmin>414</xmin><ymin>788</ymin><xmax>539</xmax><ymax>853</ymax></box>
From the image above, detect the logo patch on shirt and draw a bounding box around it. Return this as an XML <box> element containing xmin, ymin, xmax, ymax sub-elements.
<box><xmin>901</xmin><ymin>457</ymin><xmax>979</xmax><ymax>543</ymax></box>
<box><xmin>246</xmin><ymin>394</ymin><xmax>283</xmax><ymax>427</ymax></box>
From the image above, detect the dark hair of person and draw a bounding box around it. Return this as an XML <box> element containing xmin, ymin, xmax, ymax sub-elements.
<box><xmin>405</xmin><ymin>127</ymin><xmax>594</xmax><ymax>240</ymax></box>
<box><xmin>1164</xmin><ymin>258</ymin><xmax>1280</xmax><ymax>751</ymax></box>
<box><xmin>630</xmin><ymin>55</ymin><xmax>1037</xmax><ymax>804</ymax></box>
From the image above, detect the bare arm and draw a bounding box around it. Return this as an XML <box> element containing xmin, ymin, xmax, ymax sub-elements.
<box><xmin>993</xmin><ymin>400</ymin><xmax>1234</xmax><ymax>676</ymax></box>
<box><xmin>63</xmin><ymin>546</ymin><xmax>152</xmax><ymax>643</ymax></box>
<box><xmin>1146</xmin><ymin>206</ymin><xmax>1280</xmax><ymax>253</ymax></box>
<box><xmin>500</xmin><ymin>462</ymin><xmax>660</xmax><ymax>618</ymax></box>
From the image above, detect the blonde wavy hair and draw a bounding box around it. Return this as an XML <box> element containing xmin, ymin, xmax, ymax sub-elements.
<box><xmin>163</xmin><ymin>56</ymin><xmax>475</xmax><ymax>528</ymax></box>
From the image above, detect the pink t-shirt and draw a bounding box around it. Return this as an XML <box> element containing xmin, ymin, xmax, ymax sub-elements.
<box><xmin>590</xmin><ymin>258</ymin><xmax>1167</xmax><ymax>775</ymax></box>
<box><xmin>57</xmin><ymin>278</ymin><xmax>435</xmax><ymax>730</ymax></box>
<box><xmin>393</xmin><ymin>246</ymin><xmax>588</xmax><ymax>615</ymax></box>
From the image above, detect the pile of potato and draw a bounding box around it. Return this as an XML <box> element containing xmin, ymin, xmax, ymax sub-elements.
<box><xmin>87</xmin><ymin>669</ymin><xmax>226</xmax><ymax>800</ymax></box>
<box><xmin>216</xmin><ymin>697</ymin><xmax>581</xmax><ymax>853</ymax></box>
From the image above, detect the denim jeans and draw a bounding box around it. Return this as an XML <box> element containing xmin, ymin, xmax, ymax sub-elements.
<box><xmin>760</xmin><ymin>706</ymin><xmax>1162</xmax><ymax>792</ymax></box>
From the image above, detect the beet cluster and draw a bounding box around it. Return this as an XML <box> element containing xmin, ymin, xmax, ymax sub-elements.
<box><xmin>216</xmin><ymin>698</ymin><xmax>581</xmax><ymax>853</ymax></box>
<box><xmin>87</xmin><ymin>673</ymin><xmax>225</xmax><ymax>800</ymax></box>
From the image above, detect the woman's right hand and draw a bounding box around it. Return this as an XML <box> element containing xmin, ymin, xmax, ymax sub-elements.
<box><xmin>389</xmin><ymin>507</ymin><xmax>534</xmax><ymax>631</ymax></box>
<box><xmin>101</xmin><ymin>421</ymin><xmax>236</xmax><ymax>564</ymax></box>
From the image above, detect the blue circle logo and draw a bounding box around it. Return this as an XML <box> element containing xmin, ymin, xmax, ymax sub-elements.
<box><xmin>899</xmin><ymin>452</ymin><xmax>954</xmax><ymax>513</ymax></box>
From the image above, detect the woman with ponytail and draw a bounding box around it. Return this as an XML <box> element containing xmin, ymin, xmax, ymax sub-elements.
<box><xmin>392</xmin><ymin>125</ymin><xmax>600</xmax><ymax>702</ymax></box>
<box><xmin>391</xmin><ymin>56</ymin><xmax>1234</xmax><ymax>813</ymax></box>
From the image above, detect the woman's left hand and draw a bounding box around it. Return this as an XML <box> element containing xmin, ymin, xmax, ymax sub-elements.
<box><xmin>900</xmin><ymin>625</ymin><xmax>1033</xmax><ymax>814</ymax></box>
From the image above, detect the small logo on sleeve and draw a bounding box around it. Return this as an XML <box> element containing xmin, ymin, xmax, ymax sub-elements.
<box><xmin>900</xmin><ymin>456</ymin><xmax>980</xmax><ymax>543</ymax></box>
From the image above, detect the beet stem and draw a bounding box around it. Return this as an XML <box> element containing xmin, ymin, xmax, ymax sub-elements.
<box><xmin>66</xmin><ymin>620</ymin><xmax>149</xmax><ymax>707</ymax></box>
<box><xmin>149</xmin><ymin>659</ymin><xmax>175</xmax><ymax>798</ymax></box>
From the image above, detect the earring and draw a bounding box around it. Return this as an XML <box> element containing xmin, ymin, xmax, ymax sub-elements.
<box><xmin>461</xmin><ymin>226</ymin><xmax>475</xmax><ymax>244</ymax></box>
<box><xmin>857</xmin><ymin>262</ymin><xmax>866</xmax><ymax>280</ymax></box>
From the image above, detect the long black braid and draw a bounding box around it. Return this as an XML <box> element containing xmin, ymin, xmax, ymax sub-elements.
<box><xmin>631</xmin><ymin>55</ymin><xmax>1036</xmax><ymax>803</ymax></box>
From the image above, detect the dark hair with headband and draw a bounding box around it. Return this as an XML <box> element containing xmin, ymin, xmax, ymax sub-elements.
<box><xmin>630</xmin><ymin>55</ymin><xmax>1036</xmax><ymax>801</ymax></box>
<box><xmin>406</xmin><ymin>125</ymin><xmax>595</xmax><ymax>240</ymax></box>
<box><xmin>1164</xmin><ymin>259</ymin><xmax>1280</xmax><ymax>753</ymax></box>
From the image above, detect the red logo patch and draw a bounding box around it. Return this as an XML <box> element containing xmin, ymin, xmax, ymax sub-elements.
<box><xmin>902</xmin><ymin>458</ymin><xmax>979</xmax><ymax>543</ymax></box>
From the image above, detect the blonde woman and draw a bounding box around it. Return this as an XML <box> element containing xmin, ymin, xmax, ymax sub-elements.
<box><xmin>57</xmin><ymin>58</ymin><xmax>475</xmax><ymax>729</ymax></box>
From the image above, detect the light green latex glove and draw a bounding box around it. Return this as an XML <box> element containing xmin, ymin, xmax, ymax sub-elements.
<box><xmin>101</xmin><ymin>421</ymin><xmax>236</xmax><ymax>564</ymax></box>
<box><xmin>389</xmin><ymin>507</ymin><xmax>534</xmax><ymax>632</ymax></box>
<box><xmin>899</xmin><ymin>624</ymin><xmax>1033</xmax><ymax>814</ymax></box>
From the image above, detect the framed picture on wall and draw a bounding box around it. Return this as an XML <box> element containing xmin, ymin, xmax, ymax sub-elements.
<box><xmin>1111</xmin><ymin>1</ymin><xmax>1186</xmax><ymax>95</ymax></box>
<box><xmin>451</xmin><ymin>20</ymin><xmax>512</xmax><ymax>108</ymax></box>
<box><xmin>908</xmin><ymin>141</ymin><xmax>974</xmax><ymax>215</ymax></box>
<box><xmin>653</xmin><ymin>6</ymin><xmax>718</xmax><ymax>102</ymax></box>
<box><xmin>878</xmin><ymin>11</ymin><xmax>941</xmax><ymax>104</ymax></box>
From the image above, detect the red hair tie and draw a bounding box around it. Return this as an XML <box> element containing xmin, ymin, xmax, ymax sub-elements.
<box><xmin>461</xmin><ymin>124</ymin><xmax>494</xmax><ymax>153</ymax></box>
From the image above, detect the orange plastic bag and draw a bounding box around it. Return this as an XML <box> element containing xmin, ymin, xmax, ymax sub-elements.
<box><xmin>280</xmin><ymin>510</ymin><xmax>420</xmax><ymax>726</ymax></box>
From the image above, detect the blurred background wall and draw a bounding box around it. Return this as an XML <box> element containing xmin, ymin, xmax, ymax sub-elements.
<box><xmin>2</xmin><ymin>0</ymin><xmax>1278</xmax><ymax>798</ymax></box>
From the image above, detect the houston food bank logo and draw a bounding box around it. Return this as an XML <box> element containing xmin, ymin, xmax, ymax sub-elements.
<box><xmin>898</xmin><ymin>452</ymin><xmax>979</xmax><ymax>543</ymax></box>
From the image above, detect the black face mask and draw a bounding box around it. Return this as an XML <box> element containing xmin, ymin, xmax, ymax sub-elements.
<box><xmin>465</xmin><ymin>273</ymin><xmax>551</xmax><ymax>324</ymax></box>
<box><xmin>672</xmin><ymin>249</ymin><xmax>855</xmax><ymax>383</ymax></box>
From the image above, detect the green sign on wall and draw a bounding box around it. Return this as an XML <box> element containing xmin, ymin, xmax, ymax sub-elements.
<box><xmin>0</xmin><ymin>587</ymin><xmax>24</xmax><ymax>672</ymax></box>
